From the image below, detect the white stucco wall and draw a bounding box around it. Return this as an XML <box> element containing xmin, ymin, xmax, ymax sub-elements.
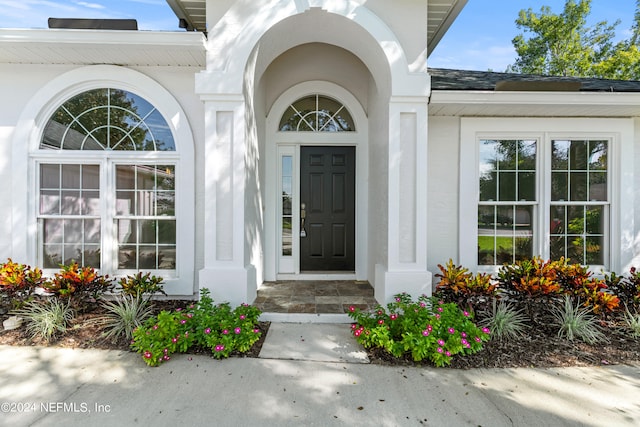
<box><xmin>634</xmin><ymin>117</ymin><xmax>640</xmax><ymax>268</ymax></box>
<box><xmin>0</xmin><ymin>63</ymin><xmax>203</xmax><ymax>295</ymax></box>
<box><xmin>365</xmin><ymin>0</ymin><xmax>428</xmax><ymax>70</ymax></box>
<box><xmin>0</xmin><ymin>64</ymin><xmax>77</xmax><ymax>260</ymax></box>
<box><xmin>261</xmin><ymin>43</ymin><xmax>370</xmax><ymax>115</ymax></box>
<box><xmin>367</xmin><ymin>82</ymin><xmax>390</xmax><ymax>282</ymax></box>
<box><xmin>427</xmin><ymin>116</ymin><xmax>460</xmax><ymax>273</ymax></box>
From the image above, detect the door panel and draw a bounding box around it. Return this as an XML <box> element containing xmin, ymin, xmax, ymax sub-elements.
<box><xmin>300</xmin><ymin>146</ymin><xmax>355</xmax><ymax>271</ymax></box>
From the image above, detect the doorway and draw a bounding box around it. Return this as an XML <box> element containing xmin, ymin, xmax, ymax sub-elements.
<box><xmin>265</xmin><ymin>82</ymin><xmax>368</xmax><ymax>281</ymax></box>
<box><xmin>299</xmin><ymin>146</ymin><xmax>355</xmax><ymax>271</ymax></box>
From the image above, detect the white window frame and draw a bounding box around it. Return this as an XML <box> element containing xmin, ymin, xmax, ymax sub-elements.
<box><xmin>460</xmin><ymin>118</ymin><xmax>634</xmax><ymax>274</ymax></box>
<box><xmin>18</xmin><ymin>66</ymin><xmax>196</xmax><ymax>295</ymax></box>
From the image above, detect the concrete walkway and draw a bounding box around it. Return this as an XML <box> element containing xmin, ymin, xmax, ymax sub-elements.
<box><xmin>1</xmin><ymin>324</ymin><xmax>639</xmax><ymax>426</ymax></box>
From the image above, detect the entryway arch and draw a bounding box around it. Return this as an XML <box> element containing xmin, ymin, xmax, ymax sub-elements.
<box><xmin>264</xmin><ymin>81</ymin><xmax>368</xmax><ymax>281</ymax></box>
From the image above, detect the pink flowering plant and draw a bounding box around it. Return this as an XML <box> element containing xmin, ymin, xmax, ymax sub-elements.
<box><xmin>187</xmin><ymin>289</ymin><xmax>262</xmax><ymax>359</ymax></box>
<box><xmin>131</xmin><ymin>288</ymin><xmax>262</xmax><ymax>366</ymax></box>
<box><xmin>131</xmin><ymin>309</ymin><xmax>193</xmax><ymax>366</ymax></box>
<box><xmin>348</xmin><ymin>293</ymin><xmax>490</xmax><ymax>367</ymax></box>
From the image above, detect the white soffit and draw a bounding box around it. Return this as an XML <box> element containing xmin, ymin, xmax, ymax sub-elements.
<box><xmin>429</xmin><ymin>90</ymin><xmax>640</xmax><ymax>117</ymax></box>
<box><xmin>166</xmin><ymin>0</ymin><xmax>467</xmax><ymax>54</ymax></box>
<box><xmin>427</xmin><ymin>0</ymin><xmax>467</xmax><ymax>55</ymax></box>
<box><xmin>0</xmin><ymin>29</ymin><xmax>206</xmax><ymax>67</ymax></box>
<box><xmin>166</xmin><ymin>0</ymin><xmax>206</xmax><ymax>32</ymax></box>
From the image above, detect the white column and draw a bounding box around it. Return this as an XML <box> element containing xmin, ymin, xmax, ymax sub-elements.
<box><xmin>376</xmin><ymin>96</ymin><xmax>431</xmax><ymax>303</ymax></box>
<box><xmin>198</xmin><ymin>93</ymin><xmax>256</xmax><ymax>306</ymax></box>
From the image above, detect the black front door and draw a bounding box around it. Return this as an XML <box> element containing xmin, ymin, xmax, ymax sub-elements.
<box><xmin>300</xmin><ymin>146</ymin><xmax>355</xmax><ymax>271</ymax></box>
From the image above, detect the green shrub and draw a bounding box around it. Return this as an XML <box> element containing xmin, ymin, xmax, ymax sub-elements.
<box><xmin>131</xmin><ymin>309</ymin><xmax>194</xmax><ymax>366</ymax></box>
<box><xmin>13</xmin><ymin>299</ymin><xmax>74</xmax><ymax>343</ymax></box>
<box><xmin>131</xmin><ymin>289</ymin><xmax>262</xmax><ymax>367</ymax></box>
<box><xmin>496</xmin><ymin>257</ymin><xmax>619</xmax><ymax>320</ymax></box>
<box><xmin>348</xmin><ymin>293</ymin><xmax>490</xmax><ymax>367</ymax></box>
<box><xmin>606</xmin><ymin>268</ymin><xmax>640</xmax><ymax>311</ymax></box>
<box><xmin>42</xmin><ymin>262</ymin><xmax>113</xmax><ymax>313</ymax></box>
<box><xmin>98</xmin><ymin>295</ymin><xmax>155</xmax><ymax>341</ymax></box>
<box><xmin>551</xmin><ymin>296</ymin><xmax>605</xmax><ymax>344</ymax></box>
<box><xmin>556</xmin><ymin>262</ymin><xmax>619</xmax><ymax>315</ymax></box>
<box><xmin>188</xmin><ymin>289</ymin><xmax>262</xmax><ymax>358</ymax></box>
<box><xmin>0</xmin><ymin>259</ymin><xmax>43</xmax><ymax>311</ymax></box>
<box><xmin>435</xmin><ymin>259</ymin><xmax>497</xmax><ymax>311</ymax></box>
<box><xmin>118</xmin><ymin>272</ymin><xmax>166</xmax><ymax>301</ymax></box>
<box><xmin>496</xmin><ymin>257</ymin><xmax>562</xmax><ymax>298</ymax></box>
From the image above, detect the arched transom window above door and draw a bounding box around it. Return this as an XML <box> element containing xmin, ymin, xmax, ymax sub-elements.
<box><xmin>279</xmin><ymin>94</ymin><xmax>355</xmax><ymax>132</ymax></box>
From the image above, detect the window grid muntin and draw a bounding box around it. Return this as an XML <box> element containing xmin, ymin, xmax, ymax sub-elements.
<box><xmin>549</xmin><ymin>139</ymin><xmax>609</xmax><ymax>265</ymax></box>
<box><xmin>478</xmin><ymin>201</ymin><xmax>536</xmax><ymax>265</ymax></box>
<box><xmin>479</xmin><ymin>139</ymin><xmax>537</xmax><ymax>202</ymax></box>
<box><xmin>115</xmin><ymin>164</ymin><xmax>177</xmax><ymax>271</ymax></box>
<box><xmin>279</xmin><ymin>94</ymin><xmax>355</xmax><ymax>132</ymax></box>
<box><xmin>41</xmin><ymin>88</ymin><xmax>176</xmax><ymax>151</ymax></box>
<box><xmin>477</xmin><ymin>136</ymin><xmax>610</xmax><ymax>268</ymax></box>
<box><xmin>549</xmin><ymin>203</ymin><xmax>608</xmax><ymax>265</ymax></box>
<box><xmin>37</xmin><ymin>88</ymin><xmax>179</xmax><ymax>274</ymax></box>
<box><xmin>38</xmin><ymin>163</ymin><xmax>102</xmax><ymax>268</ymax></box>
<box><xmin>478</xmin><ymin>139</ymin><xmax>537</xmax><ymax>265</ymax></box>
<box><xmin>551</xmin><ymin>140</ymin><xmax>608</xmax><ymax>202</ymax></box>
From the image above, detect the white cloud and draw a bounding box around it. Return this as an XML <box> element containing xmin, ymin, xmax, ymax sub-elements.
<box><xmin>75</xmin><ymin>1</ymin><xmax>105</xmax><ymax>10</ymax></box>
<box><xmin>129</xmin><ymin>0</ymin><xmax>165</xmax><ymax>4</ymax></box>
<box><xmin>0</xmin><ymin>1</ymin><xmax>78</xmax><ymax>28</ymax></box>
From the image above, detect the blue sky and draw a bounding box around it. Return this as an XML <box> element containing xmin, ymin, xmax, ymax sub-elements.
<box><xmin>0</xmin><ymin>0</ymin><xmax>636</xmax><ymax>72</ymax></box>
<box><xmin>430</xmin><ymin>0</ymin><xmax>638</xmax><ymax>71</ymax></box>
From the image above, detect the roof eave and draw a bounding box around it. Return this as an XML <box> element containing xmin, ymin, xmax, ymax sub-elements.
<box><xmin>427</xmin><ymin>0</ymin><xmax>468</xmax><ymax>56</ymax></box>
<box><xmin>0</xmin><ymin>28</ymin><xmax>207</xmax><ymax>67</ymax></box>
<box><xmin>429</xmin><ymin>89</ymin><xmax>640</xmax><ymax>117</ymax></box>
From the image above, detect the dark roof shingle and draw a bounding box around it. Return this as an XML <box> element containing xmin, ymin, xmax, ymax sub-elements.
<box><xmin>428</xmin><ymin>68</ymin><xmax>640</xmax><ymax>92</ymax></box>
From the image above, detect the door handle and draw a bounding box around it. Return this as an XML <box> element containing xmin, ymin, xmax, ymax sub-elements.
<box><xmin>300</xmin><ymin>203</ymin><xmax>307</xmax><ymax>237</ymax></box>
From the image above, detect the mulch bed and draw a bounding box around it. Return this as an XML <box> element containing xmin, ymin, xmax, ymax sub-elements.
<box><xmin>0</xmin><ymin>300</ymin><xmax>270</xmax><ymax>359</ymax></box>
<box><xmin>366</xmin><ymin>322</ymin><xmax>640</xmax><ymax>369</ymax></box>
<box><xmin>2</xmin><ymin>301</ymin><xmax>639</xmax><ymax>368</ymax></box>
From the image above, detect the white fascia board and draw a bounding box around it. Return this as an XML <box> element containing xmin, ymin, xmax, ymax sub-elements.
<box><xmin>427</xmin><ymin>0</ymin><xmax>468</xmax><ymax>55</ymax></box>
<box><xmin>0</xmin><ymin>28</ymin><xmax>206</xmax><ymax>49</ymax></box>
<box><xmin>430</xmin><ymin>90</ymin><xmax>640</xmax><ymax>107</ymax></box>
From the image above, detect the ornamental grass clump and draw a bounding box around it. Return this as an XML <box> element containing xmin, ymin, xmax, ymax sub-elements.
<box><xmin>482</xmin><ymin>299</ymin><xmax>529</xmax><ymax>342</ymax></box>
<box><xmin>13</xmin><ymin>299</ymin><xmax>74</xmax><ymax>343</ymax></box>
<box><xmin>98</xmin><ymin>295</ymin><xmax>155</xmax><ymax>341</ymax></box>
<box><xmin>131</xmin><ymin>289</ymin><xmax>262</xmax><ymax>367</ymax></box>
<box><xmin>622</xmin><ymin>305</ymin><xmax>640</xmax><ymax>338</ymax></box>
<box><xmin>551</xmin><ymin>296</ymin><xmax>605</xmax><ymax>345</ymax></box>
<box><xmin>348</xmin><ymin>293</ymin><xmax>490</xmax><ymax>367</ymax></box>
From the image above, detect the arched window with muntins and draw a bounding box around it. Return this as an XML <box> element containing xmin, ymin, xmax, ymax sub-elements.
<box><xmin>37</xmin><ymin>88</ymin><xmax>178</xmax><ymax>273</ymax></box>
<box><xmin>41</xmin><ymin>88</ymin><xmax>175</xmax><ymax>151</ymax></box>
<box><xmin>279</xmin><ymin>94</ymin><xmax>355</xmax><ymax>132</ymax></box>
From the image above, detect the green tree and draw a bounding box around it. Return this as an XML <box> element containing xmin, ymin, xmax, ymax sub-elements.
<box><xmin>507</xmin><ymin>0</ymin><xmax>640</xmax><ymax>79</ymax></box>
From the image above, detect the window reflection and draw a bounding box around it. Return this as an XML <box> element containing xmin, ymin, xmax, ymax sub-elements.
<box><xmin>279</xmin><ymin>95</ymin><xmax>355</xmax><ymax>132</ymax></box>
<box><xmin>282</xmin><ymin>156</ymin><xmax>293</xmax><ymax>256</ymax></box>
<box><xmin>478</xmin><ymin>140</ymin><xmax>536</xmax><ymax>265</ymax></box>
